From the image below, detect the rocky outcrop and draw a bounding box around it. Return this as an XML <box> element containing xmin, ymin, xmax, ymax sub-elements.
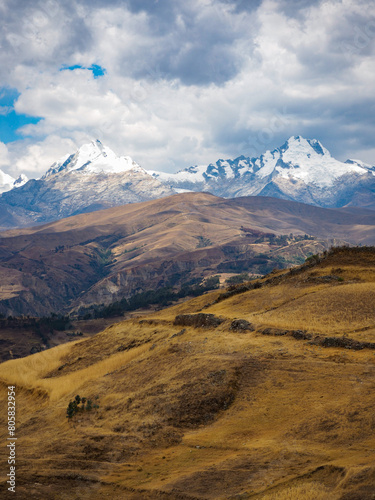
<box><xmin>174</xmin><ymin>313</ymin><xmax>224</xmax><ymax>328</ymax></box>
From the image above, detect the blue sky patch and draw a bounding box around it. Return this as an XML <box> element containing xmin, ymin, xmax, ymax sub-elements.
<box><xmin>0</xmin><ymin>87</ymin><xmax>42</xmax><ymax>143</ymax></box>
<box><xmin>60</xmin><ymin>64</ymin><xmax>106</xmax><ymax>79</ymax></box>
<box><xmin>0</xmin><ymin>87</ymin><xmax>20</xmax><ymax>107</ymax></box>
<box><xmin>89</xmin><ymin>64</ymin><xmax>106</xmax><ymax>78</ymax></box>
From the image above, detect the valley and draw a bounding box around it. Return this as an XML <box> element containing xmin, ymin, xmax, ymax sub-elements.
<box><xmin>0</xmin><ymin>193</ymin><xmax>374</xmax><ymax>318</ymax></box>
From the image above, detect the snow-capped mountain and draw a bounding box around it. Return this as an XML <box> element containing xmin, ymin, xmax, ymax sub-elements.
<box><xmin>0</xmin><ymin>136</ymin><xmax>374</xmax><ymax>230</ymax></box>
<box><xmin>0</xmin><ymin>170</ymin><xmax>28</xmax><ymax>194</ymax></box>
<box><xmin>0</xmin><ymin>140</ymin><xmax>174</xmax><ymax>228</ymax></box>
<box><xmin>150</xmin><ymin>136</ymin><xmax>375</xmax><ymax>208</ymax></box>
<box><xmin>43</xmin><ymin>139</ymin><xmax>142</xmax><ymax>178</ymax></box>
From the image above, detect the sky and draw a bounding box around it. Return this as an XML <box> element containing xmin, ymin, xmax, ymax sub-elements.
<box><xmin>0</xmin><ymin>0</ymin><xmax>374</xmax><ymax>179</ymax></box>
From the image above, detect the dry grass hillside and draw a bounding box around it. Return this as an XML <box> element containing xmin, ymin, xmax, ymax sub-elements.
<box><xmin>0</xmin><ymin>246</ymin><xmax>375</xmax><ymax>498</ymax></box>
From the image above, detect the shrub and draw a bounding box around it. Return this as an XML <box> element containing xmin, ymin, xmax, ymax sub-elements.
<box><xmin>66</xmin><ymin>395</ymin><xmax>99</xmax><ymax>419</ymax></box>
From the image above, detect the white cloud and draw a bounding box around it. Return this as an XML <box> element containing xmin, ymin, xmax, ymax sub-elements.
<box><xmin>0</xmin><ymin>142</ymin><xmax>11</xmax><ymax>169</ymax></box>
<box><xmin>6</xmin><ymin>136</ymin><xmax>79</xmax><ymax>178</ymax></box>
<box><xmin>0</xmin><ymin>0</ymin><xmax>374</xmax><ymax>179</ymax></box>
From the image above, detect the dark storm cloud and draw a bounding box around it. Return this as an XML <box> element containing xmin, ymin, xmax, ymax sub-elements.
<box><xmin>154</xmin><ymin>44</ymin><xmax>240</xmax><ymax>85</ymax></box>
<box><xmin>119</xmin><ymin>0</ymin><xmax>254</xmax><ymax>85</ymax></box>
<box><xmin>0</xmin><ymin>0</ymin><xmax>93</xmax><ymax>75</ymax></box>
<box><xmin>278</xmin><ymin>0</ymin><xmax>323</xmax><ymax>18</ymax></box>
<box><xmin>290</xmin><ymin>6</ymin><xmax>375</xmax><ymax>77</ymax></box>
<box><xmin>220</xmin><ymin>0</ymin><xmax>263</xmax><ymax>14</ymax></box>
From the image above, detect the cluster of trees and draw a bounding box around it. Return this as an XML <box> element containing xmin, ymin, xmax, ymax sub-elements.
<box><xmin>78</xmin><ymin>275</ymin><xmax>221</xmax><ymax>319</ymax></box>
<box><xmin>0</xmin><ymin>313</ymin><xmax>71</xmax><ymax>348</ymax></box>
<box><xmin>0</xmin><ymin>314</ymin><xmax>70</xmax><ymax>331</ymax></box>
<box><xmin>66</xmin><ymin>395</ymin><xmax>99</xmax><ymax>419</ymax></box>
<box><xmin>218</xmin><ymin>254</ymin><xmax>292</xmax><ymax>275</ymax></box>
<box><xmin>225</xmin><ymin>273</ymin><xmax>250</xmax><ymax>285</ymax></box>
<box><xmin>267</xmin><ymin>233</ymin><xmax>315</xmax><ymax>245</ymax></box>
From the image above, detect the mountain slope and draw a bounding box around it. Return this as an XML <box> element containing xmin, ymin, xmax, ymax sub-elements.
<box><xmin>0</xmin><ymin>192</ymin><xmax>374</xmax><ymax>317</ymax></box>
<box><xmin>150</xmin><ymin>136</ymin><xmax>375</xmax><ymax>209</ymax></box>
<box><xmin>0</xmin><ymin>246</ymin><xmax>374</xmax><ymax>499</ymax></box>
<box><xmin>0</xmin><ymin>140</ymin><xmax>174</xmax><ymax>229</ymax></box>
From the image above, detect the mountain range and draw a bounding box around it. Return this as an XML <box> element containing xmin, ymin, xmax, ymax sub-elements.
<box><xmin>151</xmin><ymin>136</ymin><xmax>375</xmax><ymax>209</ymax></box>
<box><xmin>0</xmin><ymin>136</ymin><xmax>374</xmax><ymax>230</ymax></box>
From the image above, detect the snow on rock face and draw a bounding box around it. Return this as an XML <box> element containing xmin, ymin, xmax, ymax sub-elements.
<box><xmin>43</xmin><ymin>139</ymin><xmax>143</xmax><ymax>178</ymax></box>
<box><xmin>267</xmin><ymin>135</ymin><xmax>369</xmax><ymax>187</ymax></box>
<box><xmin>149</xmin><ymin>135</ymin><xmax>373</xmax><ymax>189</ymax></box>
<box><xmin>0</xmin><ymin>140</ymin><xmax>176</xmax><ymax>228</ymax></box>
<box><xmin>147</xmin><ymin>135</ymin><xmax>375</xmax><ymax>208</ymax></box>
<box><xmin>13</xmin><ymin>174</ymin><xmax>28</xmax><ymax>188</ymax></box>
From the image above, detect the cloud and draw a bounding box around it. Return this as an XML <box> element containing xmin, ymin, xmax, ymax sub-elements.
<box><xmin>6</xmin><ymin>135</ymin><xmax>80</xmax><ymax>178</ymax></box>
<box><xmin>0</xmin><ymin>0</ymin><xmax>374</xmax><ymax>179</ymax></box>
<box><xmin>0</xmin><ymin>142</ymin><xmax>10</xmax><ymax>169</ymax></box>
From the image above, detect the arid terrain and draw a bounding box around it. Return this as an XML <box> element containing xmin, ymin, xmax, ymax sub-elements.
<box><xmin>0</xmin><ymin>246</ymin><xmax>374</xmax><ymax>499</ymax></box>
<box><xmin>1</xmin><ymin>192</ymin><xmax>374</xmax><ymax>317</ymax></box>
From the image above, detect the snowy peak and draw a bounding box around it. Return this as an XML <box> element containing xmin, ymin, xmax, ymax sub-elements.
<box><xmin>345</xmin><ymin>158</ymin><xmax>375</xmax><ymax>173</ymax></box>
<box><xmin>0</xmin><ymin>140</ymin><xmax>175</xmax><ymax>228</ymax></box>
<box><xmin>244</xmin><ymin>135</ymin><xmax>371</xmax><ymax>187</ymax></box>
<box><xmin>0</xmin><ymin>170</ymin><xmax>28</xmax><ymax>194</ymax></box>
<box><xmin>13</xmin><ymin>174</ymin><xmax>28</xmax><ymax>188</ymax></box>
<box><xmin>43</xmin><ymin>140</ymin><xmax>143</xmax><ymax>179</ymax></box>
<box><xmin>279</xmin><ymin>136</ymin><xmax>329</xmax><ymax>157</ymax></box>
<box><xmin>148</xmin><ymin>135</ymin><xmax>375</xmax><ymax>208</ymax></box>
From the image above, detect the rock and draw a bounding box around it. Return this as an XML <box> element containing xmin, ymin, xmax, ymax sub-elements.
<box><xmin>173</xmin><ymin>313</ymin><xmax>224</xmax><ymax>328</ymax></box>
<box><xmin>291</xmin><ymin>330</ymin><xmax>312</xmax><ymax>340</ymax></box>
<box><xmin>229</xmin><ymin>319</ymin><xmax>255</xmax><ymax>332</ymax></box>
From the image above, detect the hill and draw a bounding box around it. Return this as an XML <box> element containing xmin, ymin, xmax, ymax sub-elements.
<box><xmin>0</xmin><ymin>246</ymin><xmax>374</xmax><ymax>499</ymax></box>
<box><xmin>1</xmin><ymin>193</ymin><xmax>375</xmax><ymax>316</ymax></box>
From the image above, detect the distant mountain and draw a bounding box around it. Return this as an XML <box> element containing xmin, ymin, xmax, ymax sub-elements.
<box><xmin>0</xmin><ymin>140</ymin><xmax>174</xmax><ymax>229</ymax></box>
<box><xmin>0</xmin><ymin>169</ymin><xmax>28</xmax><ymax>194</ymax></box>
<box><xmin>0</xmin><ymin>192</ymin><xmax>374</xmax><ymax>317</ymax></box>
<box><xmin>149</xmin><ymin>136</ymin><xmax>375</xmax><ymax>209</ymax></box>
<box><xmin>0</xmin><ymin>136</ymin><xmax>374</xmax><ymax>231</ymax></box>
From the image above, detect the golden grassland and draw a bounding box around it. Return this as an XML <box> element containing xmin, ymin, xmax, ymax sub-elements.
<box><xmin>0</xmin><ymin>247</ymin><xmax>375</xmax><ymax>499</ymax></box>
